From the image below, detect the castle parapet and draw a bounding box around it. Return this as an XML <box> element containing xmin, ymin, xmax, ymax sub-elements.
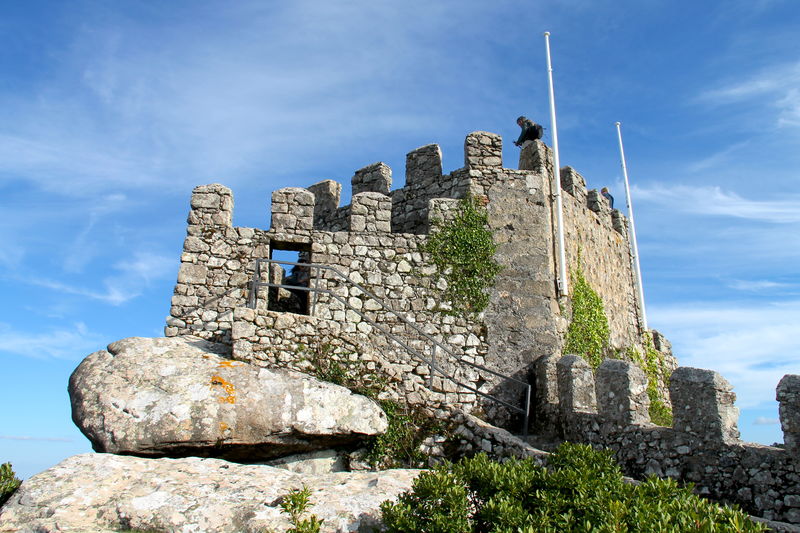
<box><xmin>406</xmin><ymin>144</ymin><xmax>443</xmax><ymax>189</ymax></box>
<box><xmin>464</xmin><ymin>132</ymin><xmax>502</xmax><ymax>170</ymax></box>
<box><xmin>271</xmin><ymin>187</ymin><xmax>314</xmax><ymax>235</ymax></box>
<box><xmin>777</xmin><ymin>374</ymin><xmax>800</xmax><ymax>455</ymax></box>
<box><xmin>557</xmin><ymin>355</ymin><xmax>597</xmax><ymax>414</ymax></box>
<box><xmin>350</xmin><ymin>192</ymin><xmax>391</xmax><ymax>232</ymax></box>
<box><xmin>596</xmin><ymin>359</ymin><xmax>650</xmax><ymax>425</ymax></box>
<box><xmin>670</xmin><ymin>367</ymin><xmax>740</xmax><ymax>444</ymax></box>
<box><xmin>560</xmin><ymin>167</ymin><xmax>587</xmax><ymax>202</ymax></box>
<box><xmin>611</xmin><ymin>210</ymin><xmax>628</xmax><ymax>236</ymax></box>
<box><xmin>587</xmin><ymin>189</ymin><xmax>611</xmax><ymax>216</ymax></box>
<box><xmin>353</xmin><ymin>162</ymin><xmax>392</xmax><ymax>195</ymax></box>
<box><xmin>307</xmin><ymin>180</ymin><xmax>341</xmax><ymax>229</ymax></box>
<box><xmin>532</xmin><ymin>354</ymin><xmax>560</xmax><ymax>433</ymax></box>
<box><xmin>518</xmin><ymin>139</ymin><xmax>552</xmax><ymax>175</ymax></box>
<box><xmin>188</xmin><ymin>184</ymin><xmax>233</xmax><ymax>228</ymax></box>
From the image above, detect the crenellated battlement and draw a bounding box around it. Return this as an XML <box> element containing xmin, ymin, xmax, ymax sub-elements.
<box><xmin>165</xmin><ymin>130</ymin><xmax>800</xmax><ymax>524</ymax></box>
<box><xmin>533</xmin><ymin>353</ymin><xmax>800</xmax><ymax>522</ymax></box>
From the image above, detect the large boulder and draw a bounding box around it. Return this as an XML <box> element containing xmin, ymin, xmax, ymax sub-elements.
<box><xmin>0</xmin><ymin>453</ymin><xmax>420</xmax><ymax>532</ymax></box>
<box><xmin>69</xmin><ymin>336</ymin><xmax>387</xmax><ymax>461</ymax></box>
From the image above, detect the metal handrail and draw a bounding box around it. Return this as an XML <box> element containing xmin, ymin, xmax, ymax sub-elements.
<box><xmin>248</xmin><ymin>258</ymin><xmax>530</xmax><ymax>436</ymax></box>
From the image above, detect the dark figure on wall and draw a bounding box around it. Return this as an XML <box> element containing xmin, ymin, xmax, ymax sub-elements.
<box><xmin>514</xmin><ymin>116</ymin><xmax>543</xmax><ymax>146</ymax></box>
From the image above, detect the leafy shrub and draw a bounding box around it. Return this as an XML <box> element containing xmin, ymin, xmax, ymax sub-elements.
<box><xmin>365</xmin><ymin>400</ymin><xmax>446</xmax><ymax>469</ymax></box>
<box><xmin>0</xmin><ymin>462</ymin><xmax>21</xmax><ymax>507</ymax></box>
<box><xmin>279</xmin><ymin>485</ymin><xmax>324</xmax><ymax>533</ymax></box>
<box><xmin>381</xmin><ymin>443</ymin><xmax>765</xmax><ymax>532</ymax></box>
<box><xmin>422</xmin><ymin>195</ymin><xmax>502</xmax><ymax>316</ymax></box>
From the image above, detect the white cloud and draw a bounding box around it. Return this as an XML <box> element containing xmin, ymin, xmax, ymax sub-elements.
<box><xmin>23</xmin><ymin>250</ymin><xmax>176</xmax><ymax>306</ymax></box>
<box><xmin>634</xmin><ymin>184</ymin><xmax>800</xmax><ymax>224</ymax></box>
<box><xmin>0</xmin><ymin>436</ymin><xmax>73</xmax><ymax>442</ymax></box>
<box><xmin>753</xmin><ymin>417</ymin><xmax>780</xmax><ymax>426</ymax></box>
<box><xmin>0</xmin><ymin>322</ymin><xmax>104</xmax><ymax>359</ymax></box>
<box><xmin>650</xmin><ymin>300</ymin><xmax>800</xmax><ymax>408</ymax></box>
<box><xmin>727</xmin><ymin>279</ymin><xmax>790</xmax><ymax>292</ymax></box>
<box><xmin>686</xmin><ymin>141</ymin><xmax>749</xmax><ymax>173</ymax></box>
<box><xmin>698</xmin><ymin>61</ymin><xmax>800</xmax><ymax>128</ymax></box>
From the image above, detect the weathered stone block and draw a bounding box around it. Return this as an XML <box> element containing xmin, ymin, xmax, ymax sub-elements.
<box><xmin>464</xmin><ymin>132</ymin><xmax>502</xmax><ymax>169</ymax></box>
<box><xmin>670</xmin><ymin>367</ymin><xmax>740</xmax><ymax>443</ymax></box>
<box><xmin>777</xmin><ymin>374</ymin><xmax>800</xmax><ymax>454</ymax></box>
<box><xmin>189</xmin><ymin>184</ymin><xmax>233</xmax><ymax>227</ymax></box>
<box><xmin>596</xmin><ymin>359</ymin><xmax>650</xmax><ymax>425</ymax></box>
<box><xmin>560</xmin><ymin>167</ymin><xmax>587</xmax><ymax>200</ymax></box>
<box><xmin>307</xmin><ymin>180</ymin><xmax>341</xmax><ymax>229</ymax></box>
<box><xmin>349</xmin><ymin>192</ymin><xmax>391</xmax><ymax>233</ymax></box>
<box><xmin>352</xmin><ymin>162</ymin><xmax>392</xmax><ymax>196</ymax></box>
<box><xmin>610</xmin><ymin>210</ymin><xmax>628</xmax><ymax>236</ymax></box>
<box><xmin>518</xmin><ymin>139</ymin><xmax>552</xmax><ymax>175</ymax></box>
<box><xmin>587</xmin><ymin>189</ymin><xmax>611</xmax><ymax>216</ymax></box>
<box><xmin>406</xmin><ymin>144</ymin><xmax>443</xmax><ymax>189</ymax></box>
<box><xmin>270</xmin><ymin>188</ymin><xmax>314</xmax><ymax>233</ymax></box>
<box><xmin>557</xmin><ymin>355</ymin><xmax>597</xmax><ymax>414</ymax></box>
<box><xmin>177</xmin><ymin>263</ymin><xmax>208</xmax><ymax>284</ymax></box>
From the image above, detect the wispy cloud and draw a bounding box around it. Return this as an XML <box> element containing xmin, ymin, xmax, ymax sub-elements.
<box><xmin>686</xmin><ymin>141</ymin><xmax>749</xmax><ymax>173</ymax></box>
<box><xmin>697</xmin><ymin>61</ymin><xmax>800</xmax><ymax>128</ymax></box>
<box><xmin>650</xmin><ymin>300</ymin><xmax>800</xmax><ymax>408</ymax></box>
<box><xmin>634</xmin><ymin>184</ymin><xmax>800</xmax><ymax>223</ymax></box>
<box><xmin>22</xmin><ymin>250</ymin><xmax>175</xmax><ymax>305</ymax></box>
<box><xmin>0</xmin><ymin>322</ymin><xmax>104</xmax><ymax>359</ymax></box>
<box><xmin>727</xmin><ymin>279</ymin><xmax>790</xmax><ymax>292</ymax></box>
<box><xmin>0</xmin><ymin>435</ymin><xmax>73</xmax><ymax>442</ymax></box>
<box><xmin>753</xmin><ymin>417</ymin><xmax>780</xmax><ymax>426</ymax></box>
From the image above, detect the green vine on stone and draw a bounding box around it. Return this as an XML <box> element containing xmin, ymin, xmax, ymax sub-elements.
<box><xmin>628</xmin><ymin>334</ymin><xmax>673</xmax><ymax>427</ymax></box>
<box><xmin>422</xmin><ymin>195</ymin><xmax>501</xmax><ymax>317</ymax></box>
<box><xmin>563</xmin><ymin>267</ymin><xmax>610</xmax><ymax>369</ymax></box>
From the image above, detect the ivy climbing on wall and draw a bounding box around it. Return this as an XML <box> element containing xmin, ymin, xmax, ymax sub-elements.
<box><xmin>627</xmin><ymin>334</ymin><xmax>674</xmax><ymax>427</ymax></box>
<box><xmin>422</xmin><ymin>195</ymin><xmax>501</xmax><ymax>317</ymax></box>
<box><xmin>563</xmin><ymin>267</ymin><xmax>610</xmax><ymax>369</ymax></box>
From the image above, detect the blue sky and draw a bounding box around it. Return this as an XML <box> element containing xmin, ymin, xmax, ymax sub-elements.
<box><xmin>1</xmin><ymin>1</ymin><xmax>798</xmax><ymax>479</ymax></box>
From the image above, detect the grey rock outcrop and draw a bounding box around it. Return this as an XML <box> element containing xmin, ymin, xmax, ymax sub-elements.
<box><xmin>0</xmin><ymin>453</ymin><xmax>419</xmax><ymax>533</ymax></box>
<box><xmin>69</xmin><ymin>336</ymin><xmax>387</xmax><ymax>461</ymax></box>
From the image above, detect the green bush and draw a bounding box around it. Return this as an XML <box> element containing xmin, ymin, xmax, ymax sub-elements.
<box><xmin>279</xmin><ymin>485</ymin><xmax>324</xmax><ymax>533</ymax></box>
<box><xmin>365</xmin><ymin>400</ymin><xmax>446</xmax><ymax>469</ymax></box>
<box><xmin>0</xmin><ymin>462</ymin><xmax>21</xmax><ymax>507</ymax></box>
<box><xmin>422</xmin><ymin>195</ymin><xmax>502</xmax><ymax>316</ymax></box>
<box><xmin>381</xmin><ymin>443</ymin><xmax>765</xmax><ymax>532</ymax></box>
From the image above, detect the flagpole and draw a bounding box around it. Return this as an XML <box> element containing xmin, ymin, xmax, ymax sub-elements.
<box><xmin>544</xmin><ymin>31</ymin><xmax>568</xmax><ymax>296</ymax></box>
<box><xmin>615</xmin><ymin>122</ymin><xmax>648</xmax><ymax>331</ymax></box>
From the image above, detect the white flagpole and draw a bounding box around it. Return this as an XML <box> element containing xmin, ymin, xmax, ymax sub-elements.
<box><xmin>544</xmin><ymin>31</ymin><xmax>569</xmax><ymax>296</ymax></box>
<box><xmin>615</xmin><ymin>122</ymin><xmax>648</xmax><ymax>331</ymax></box>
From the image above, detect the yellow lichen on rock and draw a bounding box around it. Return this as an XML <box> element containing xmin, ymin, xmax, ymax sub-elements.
<box><xmin>210</xmin><ymin>375</ymin><xmax>236</xmax><ymax>404</ymax></box>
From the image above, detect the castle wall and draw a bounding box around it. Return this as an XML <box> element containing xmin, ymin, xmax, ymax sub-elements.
<box><xmin>165</xmin><ymin>184</ymin><xmax>270</xmax><ymax>344</ymax></box>
<box><xmin>166</xmin><ymin>132</ymin><xmax>650</xmax><ymax>426</ymax></box>
<box><xmin>533</xmin><ymin>355</ymin><xmax>800</xmax><ymax>524</ymax></box>
<box><xmin>230</xmin><ymin>307</ymin><xmax>480</xmax><ymax>413</ymax></box>
<box><xmin>558</xmin><ymin>167</ymin><xmax>641</xmax><ymax>349</ymax></box>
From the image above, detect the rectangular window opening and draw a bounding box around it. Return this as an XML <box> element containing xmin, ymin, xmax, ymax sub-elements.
<box><xmin>268</xmin><ymin>242</ymin><xmax>312</xmax><ymax>315</ymax></box>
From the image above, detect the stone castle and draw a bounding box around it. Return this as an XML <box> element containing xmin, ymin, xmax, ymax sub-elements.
<box><xmin>5</xmin><ymin>132</ymin><xmax>799</xmax><ymax>531</ymax></box>
<box><xmin>163</xmin><ymin>131</ymin><xmax>799</xmax><ymax>525</ymax></box>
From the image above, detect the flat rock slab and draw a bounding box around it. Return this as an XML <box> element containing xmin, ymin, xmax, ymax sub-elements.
<box><xmin>69</xmin><ymin>336</ymin><xmax>387</xmax><ymax>460</ymax></box>
<box><xmin>0</xmin><ymin>453</ymin><xmax>420</xmax><ymax>533</ymax></box>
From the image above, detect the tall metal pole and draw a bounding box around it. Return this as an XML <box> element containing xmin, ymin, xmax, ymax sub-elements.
<box><xmin>544</xmin><ymin>31</ymin><xmax>569</xmax><ymax>296</ymax></box>
<box><xmin>615</xmin><ymin>122</ymin><xmax>648</xmax><ymax>331</ymax></box>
